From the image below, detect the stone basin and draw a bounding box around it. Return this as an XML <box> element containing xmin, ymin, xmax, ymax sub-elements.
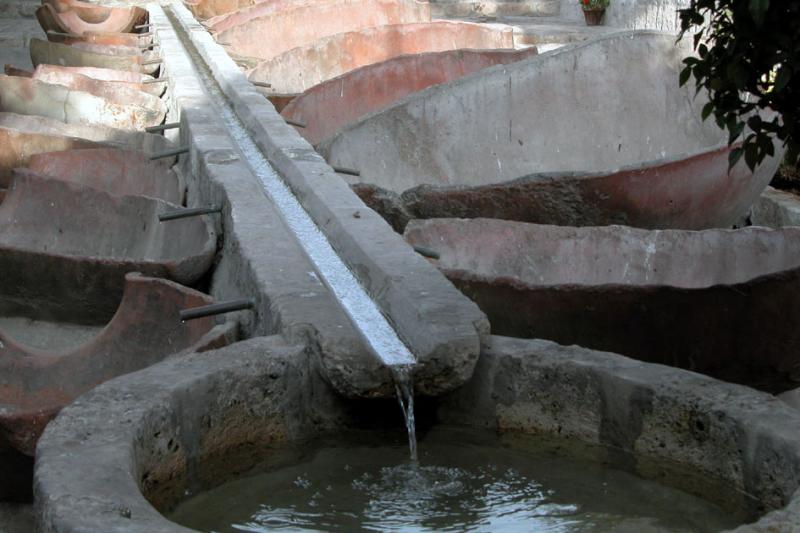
<box><xmin>0</xmin><ymin>112</ymin><xmax>175</xmax><ymax>159</ymax></box>
<box><xmin>26</xmin><ymin>147</ymin><xmax>183</xmax><ymax>204</ymax></box>
<box><xmin>282</xmin><ymin>47</ymin><xmax>538</xmax><ymax>146</ymax></box>
<box><xmin>35</xmin><ymin>1</ymin><xmax>148</xmax><ymax>35</ymax></box>
<box><xmin>202</xmin><ymin>0</ymin><xmax>297</xmax><ymax>32</ymax></box>
<box><xmin>318</xmin><ymin>31</ymin><xmax>783</xmax><ymax>230</ymax></box>
<box><xmin>0</xmin><ymin>171</ymin><xmax>216</xmax><ymax>322</ymax></box>
<box><xmin>404</xmin><ymin>217</ymin><xmax>800</xmax><ymax>392</ymax></box>
<box><xmin>215</xmin><ymin>0</ymin><xmax>431</xmax><ymax>61</ymax></box>
<box><xmin>186</xmin><ymin>0</ymin><xmax>266</xmax><ymax>22</ymax></box>
<box><xmin>30</xmin><ymin>38</ymin><xmax>161</xmax><ymax>75</ymax></box>
<box><xmin>30</xmin><ymin>334</ymin><xmax>800</xmax><ymax>531</ymax></box>
<box><xmin>0</xmin><ymin>272</ymin><xmax>235</xmax><ymax>501</ymax></box>
<box><xmin>4</xmin><ymin>64</ymin><xmax>164</xmax><ymax>97</ymax></box>
<box><xmin>247</xmin><ymin>21</ymin><xmax>515</xmax><ymax>95</ymax></box>
<box><xmin>0</xmin><ymin>74</ymin><xmax>165</xmax><ymax>130</ymax></box>
<box><xmin>43</xmin><ymin>27</ymin><xmax>152</xmax><ymax>48</ymax></box>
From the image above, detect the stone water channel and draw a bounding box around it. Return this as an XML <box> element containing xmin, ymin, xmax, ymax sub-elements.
<box><xmin>1</xmin><ymin>0</ymin><xmax>800</xmax><ymax>531</ymax></box>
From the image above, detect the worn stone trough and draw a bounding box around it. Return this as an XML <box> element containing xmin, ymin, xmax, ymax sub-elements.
<box><xmin>42</xmin><ymin>26</ymin><xmax>151</xmax><ymax>48</ymax></box>
<box><xmin>29</xmin><ymin>333</ymin><xmax>800</xmax><ymax>531</ymax></box>
<box><xmin>35</xmin><ymin>1</ymin><xmax>148</xmax><ymax>36</ymax></box>
<box><xmin>184</xmin><ymin>0</ymin><xmax>265</xmax><ymax>21</ymax></box>
<box><xmin>405</xmin><ymin>217</ymin><xmax>800</xmax><ymax>393</ymax></box>
<box><xmin>26</xmin><ymin>147</ymin><xmax>183</xmax><ymax>204</ymax></box>
<box><xmin>282</xmin><ymin>47</ymin><xmax>538</xmax><ymax>146</ymax></box>
<box><xmin>248</xmin><ymin>21</ymin><xmax>515</xmax><ymax>95</ymax></box>
<box><xmin>0</xmin><ymin>171</ymin><xmax>216</xmax><ymax>321</ymax></box>
<box><xmin>0</xmin><ymin>272</ymin><xmax>234</xmax><ymax>501</ymax></box>
<box><xmin>30</xmin><ymin>38</ymin><xmax>161</xmax><ymax>75</ymax></box>
<box><xmin>0</xmin><ymin>73</ymin><xmax>165</xmax><ymax>130</ymax></box>
<box><xmin>319</xmin><ymin>31</ymin><xmax>782</xmax><ymax>230</ymax></box>
<box><xmin>214</xmin><ymin>0</ymin><xmax>431</xmax><ymax>61</ymax></box>
<box><xmin>4</xmin><ymin>64</ymin><xmax>163</xmax><ymax>97</ymax></box>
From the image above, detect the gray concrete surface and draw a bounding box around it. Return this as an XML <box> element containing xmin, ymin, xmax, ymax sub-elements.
<box><xmin>163</xmin><ymin>3</ymin><xmax>490</xmax><ymax>397</ymax></box>
<box><xmin>0</xmin><ymin>503</ymin><xmax>34</xmax><ymax>533</ymax></box>
<box><xmin>752</xmin><ymin>187</ymin><xmax>800</xmax><ymax>228</ymax></box>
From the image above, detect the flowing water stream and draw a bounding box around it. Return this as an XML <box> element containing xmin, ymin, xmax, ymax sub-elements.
<box><xmin>392</xmin><ymin>366</ymin><xmax>418</xmax><ymax>462</ymax></box>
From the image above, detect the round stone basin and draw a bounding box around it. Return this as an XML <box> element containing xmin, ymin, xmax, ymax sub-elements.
<box><xmin>318</xmin><ymin>31</ymin><xmax>783</xmax><ymax>230</ymax></box>
<box><xmin>32</xmin><ymin>336</ymin><xmax>800</xmax><ymax>531</ymax></box>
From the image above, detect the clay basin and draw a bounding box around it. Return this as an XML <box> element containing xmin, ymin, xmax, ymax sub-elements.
<box><xmin>4</xmin><ymin>63</ymin><xmax>164</xmax><ymax>97</ymax></box>
<box><xmin>248</xmin><ymin>21</ymin><xmax>515</xmax><ymax>95</ymax></box>
<box><xmin>186</xmin><ymin>0</ymin><xmax>265</xmax><ymax>21</ymax></box>
<box><xmin>0</xmin><ymin>171</ymin><xmax>216</xmax><ymax>321</ymax></box>
<box><xmin>215</xmin><ymin>0</ymin><xmax>430</xmax><ymax>61</ymax></box>
<box><xmin>405</xmin><ymin>217</ymin><xmax>800</xmax><ymax>392</ymax></box>
<box><xmin>203</xmin><ymin>0</ymin><xmax>287</xmax><ymax>32</ymax></box>
<box><xmin>0</xmin><ymin>272</ymin><xmax>233</xmax><ymax>461</ymax></box>
<box><xmin>44</xmin><ymin>27</ymin><xmax>150</xmax><ymax>47</ymax></box>
<box><xmin>0</xmin><ymin>112</ymin><xmax>175</xmax><ymax>159</ymax></box>
<box><xmin>283</xmin><ymin>48</ymin><xmax>538</xmax><ymax>146</ymax></box>
<box><xmin>0</xmin><ymin>74</ymin><xmax>165</xmax><ymax>130</ymax></box>
<box><xmin>35</xmin><ymin>1</ymin><xmax>147</xmax><ymax>35</ymax></box>
<box><xmin>30</xmin><ymin>38</ymin><xmax>160</xmax><ymax>75</ymax></box>
<box><xmin>26</xmin><ymin>147</ymin><xmax>183</xmax><ymax>203</ymax></box>
<box><xmin>319</xmin><ymin>31</ymin><xmax>783</xmax><ymax>230</ymax></box>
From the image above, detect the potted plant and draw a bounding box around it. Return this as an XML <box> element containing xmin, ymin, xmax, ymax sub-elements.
<box><xmin>580</xmin><ymin>0</ymin><xmax>609</xmax><ymax>26</ymax></box>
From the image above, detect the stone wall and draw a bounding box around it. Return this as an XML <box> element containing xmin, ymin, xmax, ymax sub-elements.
<box><xmin>562</xmin><ymin>0</ymin><xmax>689</xmax><ymax>33</ymax></box>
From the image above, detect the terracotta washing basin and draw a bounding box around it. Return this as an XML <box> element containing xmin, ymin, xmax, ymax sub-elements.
<box><xmin>5</xmin><ymin>64</ymin><xmax>163</xmax><ymax>96</ymax></box>
<box><xmin>185</xmin><ymin>0</ymin><xmax>265</xmax><ymax>21</ymax></box>
<box><xmin>248</xmin><ymin>21</ymin><xmax>515</xmax><ymax>95</ymax></box>
<box><xmin>43</xmin><ymin>27</ymin><xmax>151</xmax><ymax>47</ymax></box>
<box><xmin>0</xmin><ymin>171</ymin><xmax>216</xmax><ymax>322</ymax></box>
<box><xmin>283</xmin><ymin>47</ymin><xmax>538</xmax><ymax>146</ymax></box>
<box><xmin>0</xmin><ymin>74</ymin><xmax>165</xmax><ymax>130</ymax></box>
<box><xmin>405</xmin><ymin>217</ymin><xmax>800</xmax><ymax>392</ymax></box>
<box><xmin>319</xmin><ymin>32</ymin><xmax>782</xmax><ymax>230</ymax></box>
<box><xmin>215</xmin><ymin>0</ymin><xmax>431</xmax><ymax>60</ymax></box>
<box><xmin>0</xmin><ymin>272</ymin><xmax>234</xmax><ymax>460</ymax></box>
<box><xmin>26</xmin><ymin>147</ymin><xmax>183</xmax><ymax>204</ymax></box>
<box><xmin>30</xmin><ymin>38</ymin><xmax>161</xmax><ymax>75</ymax></box>
<box><xmin>35</xmin><ymin>1</ymin><xmax>147</xmax><ymax>35</ymax></box>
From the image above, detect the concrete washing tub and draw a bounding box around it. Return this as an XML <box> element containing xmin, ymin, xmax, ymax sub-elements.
<box><xmin>5</xmin><ymin>64</ymin><xmax>164</xmax><ymax>97</ymax></box>
<box><xmin>30</xmin><ymin>38</ymin><xmax>161</xmax><ymax>75</ymax></box>
<box><xmin>319</xmin><ymin>31</ymin><xmax>782</xmax><ymax>230</ymax></box>
<box><xmin>404</xmin><ymin>218</ymin><xmax>800</xmax><ymax>392</ymax></box>
<box><xmin>35</xmin><ymin>1</ymin><xmax>148</xmax><ymax>36</ymax></box>
<box><xmin>29</xmin><ymin>335</ymin><xmax>800</xmax><ymax>531</ymax></box>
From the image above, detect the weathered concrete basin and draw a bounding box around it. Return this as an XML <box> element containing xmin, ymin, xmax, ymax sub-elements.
<box><xmin>0</xmin><ymin>171</ymin><xmax>216</xmax><ymax>321</ymax></box>
<box><xmin>185</xmin><ymin>0</ymin><xmax>264</xmax><ymax>21</ymax></box>
<box><xmin>216</xmin><ymin>0</ymin><xmax>431</xmax><ymax>61</ymax></box>
<box><xmin>43</xmin><ymin>27</ymin><xmax>151</xmax><ymax>47</ymax></box>
<box><xmin>26</xmin><ymin>147</ymin><xmax>183</xmax><ymax>204</ymax></box>
<box><xmin>0</xmin><ymin>273</ymin><xmax>233</xmax><ymax>501</ymax></box>
<box><xmin>247</xmin><ymin>21</ymin><xmax>515</xmax><ymax>94</ymax></box>
<box><xmin>5</xmin><ymin>64</ymin><xmax>163</xmax><ymax>96</ymax></box>
<box><xmin>0</xmin><ymin>112</ymin><xmax>175</xmax><ymax>157</ymax></box>
<box><xmin>282</xmin><ymin>47</ymin><xmax>538</xmax><ymax>146</ymax></box>
<box><xmin>405</xmin><ymin>217</ymin><xmax>800</xmax><ymax>392</ymax></box>
<box><xmin>319</xmin><ymin>31</ymin><xmax>782</xmax><ymax>230</ymax></box>
<box><xmin>30</xmin><ymin>38</ymin><xmax>160</xmax><ymax>75</ymax></box>
<box><xmin>30</xmin><ymin>334</ymin><xmax>800</xmax><ymax>531</ymax></box>
<box><xmin>35</xmin><ymin>1</ymin><xmax>147</xmax><ymax>35</ymax></box>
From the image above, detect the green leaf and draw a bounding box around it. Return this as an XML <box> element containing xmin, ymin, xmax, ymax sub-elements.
<box><xmin>701</xmin><ymin>102</ymin><xmax>715</xmax><ymax>121</ymax></box>
<box><xmin>679</xmin><ymin>67</ymin><xmax>692</xmax><ymax>86</ymax></box>
<box><xmin>749</xmin><ymin>0</ymin><xmax>770</xmax><ymax>27</ymax></box>
<box><xmin>773</xmin><ymin>65</ymin><xmax>792</xmax><ymax>92</ymax></box>
<box><xmin>744</xmin><ymin>141</ymin><xmax>761</xmax><ymax>171</ymax></box>
<box><xmin>729</xmin><ymin>147</ymin><xmax>744</xmax><ymax>170</ymax></box>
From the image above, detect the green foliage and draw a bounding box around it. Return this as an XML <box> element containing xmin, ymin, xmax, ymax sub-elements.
<box><xmin>678</xmin><ymin>0</ymin><xmax>800</xmax><ymax>170</ymax></box>
<box><xmin>579</xmin><ymin>0</ymin><xmax>609</xmax><ymax>11</ymax></box>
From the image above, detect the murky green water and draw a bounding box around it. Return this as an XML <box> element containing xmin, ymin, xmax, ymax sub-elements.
<box><xmin>169</xmin><ymin>427</ymin><xmax>740</xmax><ymax>532</ymax></box>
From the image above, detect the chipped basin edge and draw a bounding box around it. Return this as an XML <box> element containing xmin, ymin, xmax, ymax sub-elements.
<box><xmin>32</xmin><ymin>334</ymin><xmax>800</xmax><ymax>532</ymax></box>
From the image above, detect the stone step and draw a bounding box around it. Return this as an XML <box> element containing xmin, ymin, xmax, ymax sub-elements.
<box><xmin>431</xmin><ymin>0</ymin><xmax>560</xmax><ymax>18</ymax></box>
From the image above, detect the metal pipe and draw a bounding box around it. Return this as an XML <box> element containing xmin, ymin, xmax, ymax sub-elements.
<box><xmin>145</xmin><ymin>121</ymin><xmax>180</xmax><ymax>133</ymax></box>
<box><xmin>142</xmin><ymin>77</ymin><xmax>166</xmax><ymax>84</ymax></box>
<box><xmin>142</xmin><ymin>58</ymin><xmax>163</xmax><ymax>66</ymax></box>
<box><xmin>47</xmin><ymin>30</ymin><xmax>79</xmax><ymax>38</ymax></box>
<box><xmin>332</xmin><ymin>166</ymin><xmax>361</xmax><ymax>177</ymax></box>
<box><xmin>284</xmin><ymin>118</ymin><xmax>306</xmax><ymax>128</ymax></box>
<box><xmin>149</xmin><ymin>145</ymin><xmax>189</xmax><ymax>160</ymax></box>
<box><xmin>134</xmin><ymin>23</ymin><xmax>152</xmax><ymax>29</ymax></box>
<box><xmin>251</xmin><ymin>81</ymin><xmax>271</xmax><ymax>88</ymax></box>
<box><xmin>158</xmin><ymin>205</ymin><xmax>222</xmax><ymax>221</ymax></box>
<box><xmin>180</xmin><ymin>298</ymin><xmax>254</xmax><ymax>321</ymax></box>
<box><xmin>412</xmin><ymin>246</ymin><xmax>440</xmax><ymax>260</ymax></box>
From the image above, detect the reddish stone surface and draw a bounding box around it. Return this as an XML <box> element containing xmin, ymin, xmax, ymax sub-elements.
<box><xmin>283</xmin><ymin>48</ymin><xmax>538</xmax><ymax>146</ymax></box>
<box><xmin>44</xmin><ymin>28</ymin><xmax>150</xmax><ymax>47</ymax></box>
<box><xmin>185</xmin><ymin>0</ymin><xmax>264</xmax><ymax>21</ymax></box>
<box><xmin>36</xmin><ymin>2</ymin><xmax>147</xmax><ymax>35</ymax></box>
<box><xmin>0</xmin><ymin>273</ymin><xmax>232</xmax><ymax>460</ymax></box>
<box><xmin>248</xmin><ymin>21</ymin><xmax>515</xmax><ymax>94</ymax></box>
<box><xmin>26</xmin><ymin>147</ymin><xmax>183</xmax><ymax>204</ymax></box>
<box><xmin>5</xmin><ymin>63</ymin><xmax>163</xmax><ymax>97</ymax></box>
<box><xmin>405</xmin><ymin>218</ymin><xmax>800</xmax><ymax>392</ymax></box>
<box><xmin>216</xmin><ymin>0</ymin><xmax>431</xmax><ymax>61</ymax></box>
<box><xmin>30</xmin><ymin>38</ymin><xmax>160</xmax><ymax>74</ymax></box>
